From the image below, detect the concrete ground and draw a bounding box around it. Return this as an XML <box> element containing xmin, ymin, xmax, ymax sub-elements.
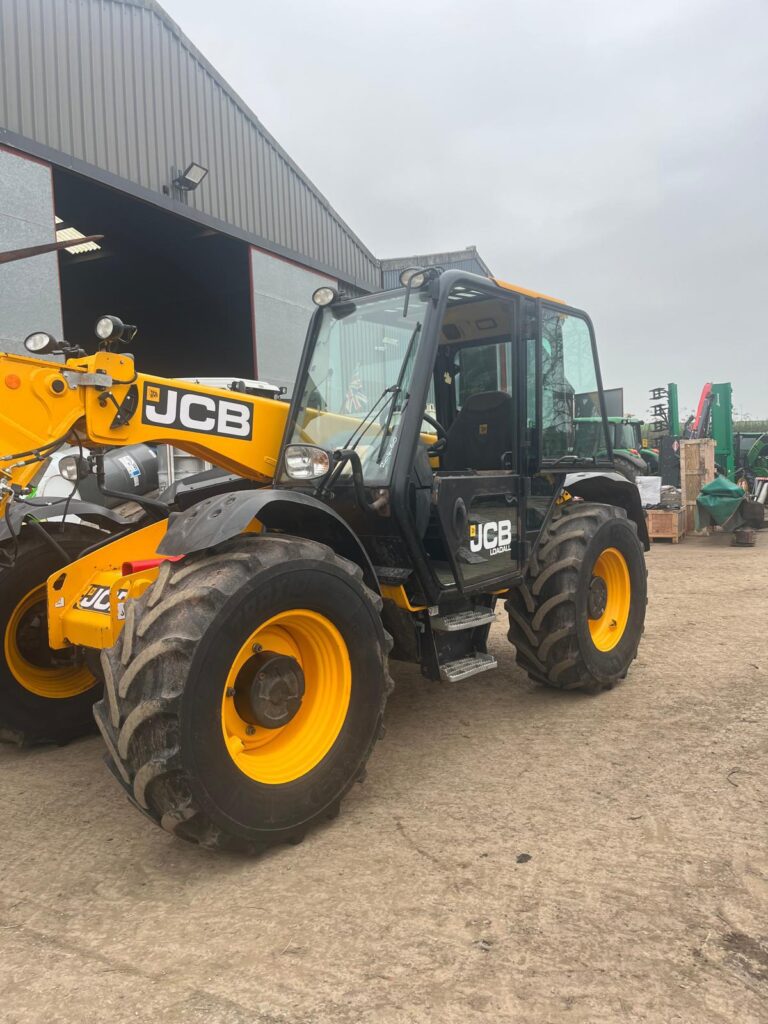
<box><xmin>1</xmin><ymin>534</ymin><xmax>766</xmax><ymax>1024</ymax></box>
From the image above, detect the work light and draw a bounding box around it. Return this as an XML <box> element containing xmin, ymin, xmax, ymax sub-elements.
<box><xmin>95</xmin><ymin>315</ymin><xmax>138</xmax><ymax>344</ymax></box>
<box><xmin>312</xmin><ymin>287</ymin><xmax>338</xmax><ymax>307</ymax></box>
<box><xmin>24</xmin><ymin>332</ymin><xmax>58</xmax><ymax>354</ymax></box>
<box><xmin>398</xmin><ymin>267</ymin><xmax>427</xmax><ymax>289</ymax></box>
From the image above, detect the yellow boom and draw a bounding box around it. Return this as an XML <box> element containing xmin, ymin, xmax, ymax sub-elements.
<box><xmin>1</xmin><ymin>348</ymin><xmax>288</xmax><ymax>651</ymax></box>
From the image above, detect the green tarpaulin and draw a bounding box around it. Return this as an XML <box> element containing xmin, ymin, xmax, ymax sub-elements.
<box><xmin>695</xmin><ymin>476</ymin><xmax>745</xmax><ymax>530</ymax></box>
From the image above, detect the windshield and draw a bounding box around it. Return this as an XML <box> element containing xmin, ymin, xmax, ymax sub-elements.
<box><xmin>286</xmin><ymin>291</ymin><xmax>429</xmax><ymax>486</ymax></box>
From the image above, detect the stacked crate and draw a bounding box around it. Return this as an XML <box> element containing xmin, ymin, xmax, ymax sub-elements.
<box><xmin>680</xmin><ymin>439</ymin><xmax>716</xmax><ymax>533</ymax></box>
<box><xmin>647</xmin><ymin>508</ymin><xmax>686</xmax><ymax>543</ymax></box>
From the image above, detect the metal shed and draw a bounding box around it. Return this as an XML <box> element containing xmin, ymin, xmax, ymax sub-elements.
<box><xmin>0</xmin><ymin>0</ymin><xmax>493</xmax><ymax>388</ymax></box>
<box><xmin>0</xmin><ymin>0</ymin><xmax>381</xmax><ymax>388</ymax></box>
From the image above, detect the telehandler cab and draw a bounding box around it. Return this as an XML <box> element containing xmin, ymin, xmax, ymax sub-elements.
<box><xmin>0</xmin><ymin>269</ymin><xmax>648</xmax><ymax>853</ymax></box>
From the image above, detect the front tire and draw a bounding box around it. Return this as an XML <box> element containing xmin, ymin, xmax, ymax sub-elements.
<box><xmin>94</xmin><ymin>534</ymin><xmax>393</xmax><ymax>854</ymax></box>
<box><xmin>506</xmin><ymin>502</ymin><xmax>647</xmax><ymax>693</ymax></box>
<box><xmin>0</xmin><ymin>526</ymin><xmax>104</xmax><ymax>745</ymax></box>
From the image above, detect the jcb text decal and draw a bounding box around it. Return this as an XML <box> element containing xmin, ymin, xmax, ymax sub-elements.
<box><xmin>77</xmin><ymin>585</ymin><xmax>129</xmax><ymax>615</ymax></box>
<box><xmin>469</xmin><ymin>520</ymin><xmax>513</xmax><ymax>557</ymax></box>
<box><xmin>141</xmin><ymin>383</ymin><xmax>253</xmax><ymax>440</ymax></box>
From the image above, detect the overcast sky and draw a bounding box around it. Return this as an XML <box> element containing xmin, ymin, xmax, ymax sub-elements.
<box><xmin>162</xmin><ymin>0</ymin><xmax>767</xmax><ymax>420</ymax></box>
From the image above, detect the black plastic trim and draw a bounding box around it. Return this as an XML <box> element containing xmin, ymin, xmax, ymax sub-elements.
<box><xmin>157</xmin><ymin>488</ymin><xmax>380</xmax><ymax>591</ymax></box>
<box><xmin>0</xmin><ymin>498</ymin><xmax>132</xmax><ymax>544</ymax></box>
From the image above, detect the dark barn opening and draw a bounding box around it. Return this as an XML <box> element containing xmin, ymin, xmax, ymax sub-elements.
<box><xmin>53</xmin><ymin>169</ymin><xmax>254</xmax><ymax>379</ymax></box>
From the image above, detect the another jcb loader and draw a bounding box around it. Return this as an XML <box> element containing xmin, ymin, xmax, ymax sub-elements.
<box><xmin>0</xmin><ymin>269</ymin><xmax>648</xmax><ymax>853</ymax></box>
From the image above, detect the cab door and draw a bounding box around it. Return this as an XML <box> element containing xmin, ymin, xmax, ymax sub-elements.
<box><xmin>430</xmin><ymin>292</ymin><xmax>528</xmax><ymax>593</ymax></box>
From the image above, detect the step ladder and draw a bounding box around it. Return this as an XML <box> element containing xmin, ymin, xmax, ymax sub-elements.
<box><xmin>424</xmin><ymin>603</ymin><xmax>498</xmax><ymax>682</ymax></box>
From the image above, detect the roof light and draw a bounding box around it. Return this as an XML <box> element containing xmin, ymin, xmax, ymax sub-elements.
<box><xmin>312</xmin><ymin>286</ymin><xmax>338</xmax><ymax>307</ymax></box>
<box><xmin>173</xmin><ymin>162</ymin><xmax>209</xmax><ymax>191</ymax></box>
<box><xmin>399</xmin><ymin>267</ymin><xmax>427</xmax><ymax>289</ymax></box>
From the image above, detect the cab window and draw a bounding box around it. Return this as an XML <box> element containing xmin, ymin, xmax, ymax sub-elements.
<box><xmin>540</xmin><ymin>308</ymin><xmax>609</xmax><ymax>462</ymax></box>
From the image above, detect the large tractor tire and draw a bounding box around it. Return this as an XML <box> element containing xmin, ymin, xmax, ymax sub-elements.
<box><xmin>94</xmin><ymin>534</ymin><xmax>393</xmax><ymax>854</ymax></box>
<box><xmin>0</xmin><ymin>526</ymin><xmax>104</xmax><ymax>746</ymax></box>
<box><xmin>506</xmin><ymin>502</ymin><xmax>647</xmax><ymax>693</ymax></box>
<box><xmin>613</xmin><ymin>456</ymin><xmax>641</xmax><ymax>483</ymax></box>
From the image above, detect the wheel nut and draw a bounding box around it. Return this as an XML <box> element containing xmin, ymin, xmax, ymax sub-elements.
<box><xmin>225</xmin><ymin>687</ymin><xmax>236</xmax><ymax>698</ymax></box>
<box><xmin>245</xmin><ymin>725</ymin><xmax>256</xmax><ymax>735</ymax></box>
<box><xmin>252</xmin><ymin>643</ymin><xmax>262</xmax><ymax>653</ymax></box>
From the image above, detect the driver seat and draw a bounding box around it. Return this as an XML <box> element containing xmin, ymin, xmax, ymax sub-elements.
<box><xmin>441</xmin><ymin>390</ymin><xmax>514</xmax><ymax>471</ymax></box>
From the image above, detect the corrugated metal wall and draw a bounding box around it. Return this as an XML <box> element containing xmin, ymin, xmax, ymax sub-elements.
<box><xmin>0</xmin><ymin>0</ymin><xmax>380</xmax><ymax>290</ymax></box>
<box><xmin>381</xmin><ymin>250</ymin><xmax>493</xmax><ymax>289</ymax></box>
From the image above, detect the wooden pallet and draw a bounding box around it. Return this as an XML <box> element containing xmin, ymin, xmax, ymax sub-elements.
<box><xmin>647</xmin><ymin>508</ymin><xmax>685</xmax><ymax>543</ymax></box>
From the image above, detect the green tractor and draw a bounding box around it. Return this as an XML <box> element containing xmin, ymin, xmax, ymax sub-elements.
<box><xmin>575</xmin><ymin>416</ymin><xmax>655</xmax><ymax>482</ymax></box>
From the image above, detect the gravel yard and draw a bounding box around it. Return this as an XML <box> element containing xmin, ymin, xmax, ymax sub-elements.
<box><xmin>0</xmin><ymin>534</ymin><xmax>766</xmax><ymax>1024</ymax></box>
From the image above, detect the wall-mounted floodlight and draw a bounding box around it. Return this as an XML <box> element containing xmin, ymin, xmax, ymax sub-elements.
<box><xmin>173</xmin><ymin>162</ymin><xmax>209</xmax><ymax>191</ymax></box>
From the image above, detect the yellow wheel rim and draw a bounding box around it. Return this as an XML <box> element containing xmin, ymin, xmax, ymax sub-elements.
<box><xmin>221</xmin><ymin>609</ymin><xmax>351</xmax><ymax>785</ymax></box>
<box><xmin>588</xmin><ymin>547</ymin><xmax>631</xmax><ymax>652</ymax></box>
<box><xmin>4</xmin><ymin>585</ymin><xmax>96</xmax><ymax>699</ymax></box>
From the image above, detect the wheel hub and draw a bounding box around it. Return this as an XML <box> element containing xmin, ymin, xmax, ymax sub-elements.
<box><xmin>16</xmin><ymin>600</ymin><xmax>80</xmax><ymax>670</ymax></box>
<box><xmin>234</xmin><ymin>652</ymin><xmax>305</xmax><ymax>730</ymax></box>
<box><xmin>588</xmin><ymin>576</ymin><xmax>608</xmax><ymax>619</ymax></box>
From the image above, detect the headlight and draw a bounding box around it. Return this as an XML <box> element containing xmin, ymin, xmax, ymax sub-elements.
<box><xmin>312</xmin><ymin>286</ymin><xmax>338</xmax><ymax>307</ymax></box>
<box><xmin>59</xmin><ymin>455</ymin><xmax>87</xmax><ymax>482</ymax></box>
<box><xmin>284</xmin><ymin>444</ymin><xmax>331</xmax><ymax>480</ymax></box>
<box><xmin>24</xmin><ymin>331</ymin><xmax>57</xmax><ymax>354</ymax></box>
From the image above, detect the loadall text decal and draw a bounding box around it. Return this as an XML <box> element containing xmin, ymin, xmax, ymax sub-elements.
<box><xmin>141</xmin><ymin>384</ymin><xmax>254</xmax><ymax>440</ymax></box>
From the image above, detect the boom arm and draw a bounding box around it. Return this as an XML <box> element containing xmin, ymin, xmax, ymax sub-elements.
<box><xmin>0</xmin><ymin>349</ymin><xmax>288</xmax><ymax>512</ymax></box>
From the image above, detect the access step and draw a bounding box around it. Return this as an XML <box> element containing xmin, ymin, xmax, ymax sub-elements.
<box><xmin>439</xmin><ymin>652</ymin><xmax>497</xmax><ymax>683</ymax></box>
<box><xmin>431</xmin><ymin>608</ymin><xmax>496</xmax><ymax>632</ymax></box>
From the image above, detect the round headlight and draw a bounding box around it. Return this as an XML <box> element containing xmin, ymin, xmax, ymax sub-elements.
<box><xmin>95</xmin><ymin>314</ymin><xmax>122</xmax><ymax>340</ymax></box>
<box><xmin>59</xmin><ymin>455</ymin><xmax>82</xmax><ymax>482</ymax></box>
<box><xmin>399</xmin><ymin>267</ymin><xmax>427</xmax><ymax>289</ymax></box>
<box><xmin>24</xmin><ymin>331</ymin><xmax>56</xmax><ymax>354</ymax></box>
<box><xmin>284</xmin><ymin>444</ymin><xmax>331</xmax><ymax>480</ymax></box>
<box><xmin>312</xmin><ymin>287</ymin><xmax>338</xmax><ymax>307</ymax></box>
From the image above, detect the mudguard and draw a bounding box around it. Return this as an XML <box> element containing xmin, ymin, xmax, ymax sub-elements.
<box><xmin>0</xmin><ymin>498</ymin><xmax>130</xmax><ymax>545</ymax></box>
<box><xmin>564</xmin><ymin>471</ymin><xmax>650</xmax><ymax>550</ymax></box>
<box><xmin>158</xmin><ymin>488</ymin><xmax>380</xmax><ymax>592</ymax></box>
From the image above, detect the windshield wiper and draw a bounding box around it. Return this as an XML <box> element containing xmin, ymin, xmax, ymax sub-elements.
<box><xmin>314</xmin><ymin>384</ymin><xmax>401</xmax><ymax>500</ymax></box>
<box><xmin>338</xmin><ymin>384</ymin><xmax>401</xmax><ymax>454</ymax></box>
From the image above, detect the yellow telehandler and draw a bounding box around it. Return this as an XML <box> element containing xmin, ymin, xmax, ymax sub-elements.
<box><xmin>1</xmin><ymin>268</ymin><xmax>648</xmax><ymax>853</ymax></box>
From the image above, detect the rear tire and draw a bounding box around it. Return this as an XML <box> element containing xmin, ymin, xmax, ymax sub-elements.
<box><xmin>0</xmin><ymin>526</ymin><xmax>104</xmax><ymax>746</ymax></box>
<box><xmin>94</xmin><ymin>534</ymin><xmax>393</xmax><ymax>854</ymax></box>
<box><xmin>613</xmin><ymin>456</ymin><xmax>640</xmax><ymax>483</ymax></box>
<box><xmin>506</xmin><ymin>502</ymin><xmax>647</xmax><ymax>693</ymax></box>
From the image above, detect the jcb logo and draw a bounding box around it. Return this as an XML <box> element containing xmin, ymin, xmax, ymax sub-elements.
<box><xmin>469</xmin><ymin>519</ymin><xmax>513</xmax><ymax>556</ymax></box>
<box><xmin>77</xmin><ymin>585</ymin><xmax>129</xmax><ymax>614</ymax></box>
<box><xmin>141</xmin><ymin>383</ymin><xmax>253</xmax><ymax>440</ymax></box>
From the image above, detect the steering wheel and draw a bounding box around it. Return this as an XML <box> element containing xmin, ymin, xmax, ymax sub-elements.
<box><xmin>422</xmin><ymin>413</ymin><xmax>448</xmax><ymax>455</ymax></box>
